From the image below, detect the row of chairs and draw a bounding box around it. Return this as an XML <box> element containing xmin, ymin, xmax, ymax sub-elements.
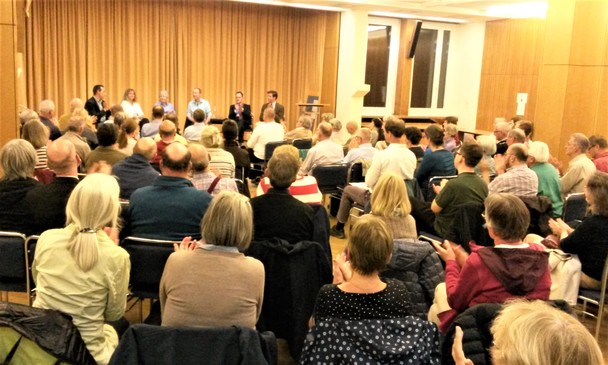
<box><xmin>0</xmin><ymin>232</ymin><xmax>38</xmax><ymax>306</ymax></box>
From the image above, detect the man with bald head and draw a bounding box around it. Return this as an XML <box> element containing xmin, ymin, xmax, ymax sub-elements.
<box><xmin>23</xmin><ymin>139</ymin><xmax>80</xmax><ymax>235</ymax></box>
<box><xmin>188</xmin><ymin>144</ymin><xmax>238</xmax><ymax>196</ymax></box>
<box><xmin>298</xmin><ymin>121</ymin><xmax>344</xmax><ymax>176</ymax></box>
<box><xmin>123</xmin><ymin>142</ymin><xmax>212</xmax><ymax>240</ymax></box>
<box><xmin>38</xmin><ymin>99</ymin><xmax>62</xmax><ymax>140</ymax></box>
<box><xmin>112</xmin><ymin>137</ymin><xmax>160</xmax><ymax>199</ymax></box>
<box><xmin>489</xmin><ymin>143</ymin><xmax>538</xmax><ymax>197</ymax></box>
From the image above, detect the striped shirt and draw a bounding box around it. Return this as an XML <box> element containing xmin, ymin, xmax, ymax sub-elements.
<box><xmin>257</xmin><ymin>175</ymin><xmax>322</xmax><ymax>204</ymax></box>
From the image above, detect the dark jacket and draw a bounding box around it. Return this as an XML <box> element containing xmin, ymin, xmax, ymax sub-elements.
<box><xmin>0</xmin><ymin>178</ymin><xmax>40</xmax><ymax>233</ymax></box>
<box><xmin>223</xmin><ymin>140</ymin><xmax>250</xmax><ymax>180</ymax></box>
<box><xmin>109</xmin><ymin>324</ymin><xmax>276</xmax><ymax>365</ymax></box>
<box><xmin>23</xmin><ymin>176</ymin><xmax>79</xmax><ymax>235</ymax></box>
<box><xmin>246</xmin><ymin>239</ymin><xmax>332</xmax><ymax>360</ymax></box>
<box><xmin>519</xmin><ymin>195</ymin><xmax>553</xmax><ymax>236</ymax></box>
<box><xmin>84</xmin><ymin>96</ymin><xmax>110</xmax><ymax>125</ymax></box>
<box><xmin>382</xmin><ymin>239</ymin><xmax>445</xmax><ymax>318</ymax></box>
<box><xmin>301</xmin><ymin>317</ymin><xmax>440</xmax><ymax>365</ymax></box>
<box><xmin>444</xmin><ymin>202</ymin><xmax>493</xmax><ymax>252</ymax></box>
<box><xmin>112</xmin><ymin>153</ymin><xmax>159</xmax><ymax>199</ymax></box>
<box><xmin>0</xmin><ymin>302</ymin><xmax>96</xmax><ymax>365</ymax></box>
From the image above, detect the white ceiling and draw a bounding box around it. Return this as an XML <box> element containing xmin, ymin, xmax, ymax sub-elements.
<box><xmin>234</xmin><ymin>0</ymin><xmax>548</xmax><ymax>23</ymax></box>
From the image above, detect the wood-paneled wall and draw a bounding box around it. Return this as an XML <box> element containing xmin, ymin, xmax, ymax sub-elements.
<box><xmin>476</xmin><ymin>19</ymin><xmax>546</xmax><ymax>131</ymax></box>
<box><xmin>0</xmin><ymin>0</ymin><xmax>18</xmax><ymax>147</ymax></box>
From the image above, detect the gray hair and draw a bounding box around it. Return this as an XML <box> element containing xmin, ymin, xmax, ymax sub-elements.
<box><xmin>201</xmin><ymin>191</ymin><xmax>253</xmax><ymax>251</ymax></box>
<box><xmin>0</xmin><ymin>139</ymin><xmax>37</xmax><ymax>181</ymax></box>
<box><xmin>528</xmin><ymin>141</ymin><xmax>550</xmax><ymax>163</ymax></box>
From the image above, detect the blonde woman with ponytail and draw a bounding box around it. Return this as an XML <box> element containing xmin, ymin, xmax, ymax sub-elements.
<box><xmin>32</xmin><ymin>173</ymin><xmax>130</xmax><ymax>365</ymax></box>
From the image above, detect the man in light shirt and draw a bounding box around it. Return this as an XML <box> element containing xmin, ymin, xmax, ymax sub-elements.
<box><xmin>186</xmin><ymin>87</ymin><xmax>211</xmax><ymax>127</ymax></box>
<box><xmin>343</xmin><ymin>127</ymin><xmax>376</xmax><ymax>164</ymax></box>
<box><xmin>247</xmin><ymin>108</ymin><xmax>285</xmax><ymax>163</ymax></box>
<box><xmin>298</xmin><ymin>122</ymin><xmax>344</xmax><ymax>176</ymax></box>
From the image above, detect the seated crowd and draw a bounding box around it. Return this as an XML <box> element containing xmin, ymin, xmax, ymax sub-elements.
<box><xmin>1</xmin><ymin>98</ymin><xmax>606</xmax><ymax>365</ymax></box>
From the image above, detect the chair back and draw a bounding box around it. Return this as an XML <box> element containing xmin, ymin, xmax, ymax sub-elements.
<box><xmin>0</xmin><ymin>232</ymin><xmax>27</xmax><ymax>293</ymax></box>
<box><xmin>426</xmin><ymin>175</ymin><xmax>458</xmax><ymax>201</ymax></box>
<box><xmin>562</xmin><ymin>192</ymin><xmax>587</xmax><ymax>223</ymax></box>
<box><xmin>348</xmin><ymin>162</ymin><xmax>364</xmax><ymax>183</ymax></box>
<box><xmin>292</xmin><ymin>138</ymin><xmax>312</xmax><ymax>150</ymax></box>
<box><xmin>233</xmin><ymin>178</ymin><xmax>250</xmax><ymax>198</ymax></box>
<box><xmin>25</xmin><ymin>235</ymin><xmax>39</xmax><ymax>305</ymax></box>
<box><xmin>121</xmin><ymin>236</ymin><xmax>176</xmax><ymax>300</ymax></box>
<box><xmin>578</xmin><ymin>254</ymin><xmax>608</xmax><ymax>339</ymax></box>
<box><xmin>310</xmin><ymin>163</ymin><xmax>349</xmax><ymax>195</ymax></box>
<box><xmin>264</xmin><ymin>141</ymin><xmax>288</xmax><ymax>161</ymax></box>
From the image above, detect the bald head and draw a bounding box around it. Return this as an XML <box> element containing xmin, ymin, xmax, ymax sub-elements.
<box><xmin>47</xmin><ymin>139</ymin><xmax>78</xmax><ymax>176</ymax></box>
<box><xmin>161</xmin><ymin>142</ymin><xmax>191</xmax><ymax>176</ymax></box>
<box><xmin>133</xmin><ymin>137</ymin><xmax>157</xmax><ymax>161</ymax></box>
<box><xmin>188</xmin><ymin>144</ymin><xmax>210</xmax><ymax>172</ymax></box>
<box><xmin>346</xmin><ymin>120</ymin><xmax>358</xmax><ymax>135</ymax></box>
<box><xmin>263</xmin><ymin>108</ymin><xmax>275</xmax><ymax>122</ymax></box>
<box><xmin>159</xmin><ymin>120</ymin><xmax>177</xmax><ymax>140</ymax></box>
<box><xmin>317</xmin><ymin>122</ymin><xmax>333</xmax><ymax>140</ymax></box>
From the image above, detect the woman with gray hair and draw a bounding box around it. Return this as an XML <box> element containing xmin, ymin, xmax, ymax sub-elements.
<box><xmin>0</xmin><ymin>139</ymin><xmax>41</xmax><ymax>232</ymax></box>
<box><xmin>527</xmin><ymin>140</ymin><xmax>563</xmax><ymax>217</ymax></box>
<box><xmin>160</xmin><ymin>191</ymin><xmax>264</xmax><ymax>328</ymax></box>
<box><xmin>474</xmin><ymin>135</ymin><xmax>496</xmax><ymax>180</ymax></box>
<box><xmin>32</xmin><ymin>173</ymin><xmax>130</xmax><ymax>365</ymax></box>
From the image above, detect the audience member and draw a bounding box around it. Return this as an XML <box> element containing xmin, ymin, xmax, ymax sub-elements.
<box><xmin>473</xmin><ymin>135</ymin><xmax>496</xmax><ymax>180</ymax></box>
<box><xmin>329</xmin><ymin>118</ymin><xmax>348</xmax><ymax>145</ymax></box>
<box><xmin>228</xmin><ymin>91</ymin><xmax>252</xmax><ymax>143</ymax></box>
<box><xmin>317</xmin><ymin>215</ymin><xmax>413</xmax><ymax>320</ymax></box>
<box><xmin>111</xmin><ymin>137</ymin><xmax>159</xmax><ymax>200</ymax></box>
<box><xmin>188</xmin><ymin>143</ymin><xmax>237</xmax><ymax>196</ymax></box>
<box><xmin>125</xmin><ymin>143</ymin><xmax>211</xmax><ymax>240</ymax></box>
<box><xmin>58</xmin><ymin>98</ymin><xmax>83</xmax><ymax>132</ymax></box>
<box><xmin>416</xmin><ymin>124</ymin><xmax>457</xmax><ymax>198</ymax></box>
<box><xmin>331</xmin><ymin>116</ymin><xmax>415</xmax><ymax>238</ymax></box>
<box><xmin>71</xmin><ymin>107</ymin><xmax>99</xmax><ymax>150</ymax></box>
<box><xmin>527</xmin><ymin>141</ymin><xmax>563</xmax><ymax>217</ymax></box>
<box><xmin>84</xmin><ymin>123</ymin><xmax>127</xmax><ymax>170</ymax></box>
<box><xmin>247</xmin><ymin>108</ymin><xmax>285</xmax><ymax>162</ymax></box>
<box><xmin>141</xmin><ymin>106</ymin><xmax>165</xmax><ymax>138</ymax></box>
<box><xmin>404</xmin><ymin>126</ymin><xmax>424</xmax><ymax>159</ymax></box>
<box><xmin>21</xmin><ymin>119</ymin><xmax>49</xmax><ymax>169</ymax></box>
<box><xmin>489</xmin><ymin>143</ymin><xmax>538</xmax><ymax>196</ymax></box>
<box><xmin>84</xmin><ymin>84</ymin><xmax>111</xmax><ymax>125</ymax></box>
<box><xmin>370</xmin><ymin>173</ymin><xmax>416</xmax><ymax>239</ymax></box>
<box><xmin>187</xmin><ymin>87</ymin><xmax>212</xmax><ymax>125</ymax></box>
<box><xmin>493</xmin><ymin>121</ymin><xmax>511</xmax><ymax>155</ymax></box>
<box><xmin>298</xmin><ymin>122</ymin><xmax>344</xmax><ymax>176</ymax></box>
<box><xmin>343</xmin><ymin>120</ymin><xmax>359</xmax><ymax>146</ymax></box>
<box><xmin>183</xmin><ymin>109</ymin><xmax>206</xmax><ymax>142</ymax></box>
<box><xmin>200</xmin><ymin>126</ymin><xmax>236</xmax><ymax>178</ymax></box>
<box><xmin>59</xmin><ymin>113</ymin><xmax>92</xmax><ymax>165</ymax></box>
<box><xmin>32</xmin><ymin>173</ymin><xmax>129</xmax><ymax>365</ymax></box>
<box><xmin>342</xmin><ymin>127</ymin><xmax>376</xmax><ymax>164</ymax></box>
<box><xmin>430</xmin><ymin>193</ymin><xmax>551</xmax><ymax>333</ymax></box>
<box><xmin>18</xmin><ymin>109</ymin><xmax>40</xmax><ymax>137</ymax></box>
<box><xmin>151</xmin><ymin>120</ymin><xmax>181</xmax><ymax>166</ymax></box>
<box><xmin>38</xmin><ymin>99</ymin><xmax>62</xmax><ymax>140</ymax></box>
<box><xmin>506</xmin><ymin>128</ymin><xmax>526</xmax><ymax>146</ymax></box>
<box><xmin>258</xmin><ymin>90</ymin><xmax>284</xmax><ymax>122</ymax></box>
<box><xmin>546</xmin><ymin>171</ymin><xmax>608</xmax><ymax>290</ymax></box>
<box><xmin>23</xmin><ymin>139</ymin><xmax>80</xmax><ymax>235</ymax></box>
<box><xmin>558</xmin><ymin>133</ymin><xmax>596</xmax><ymax>198</ymax></box>
<box><xmin>250</xmin><ymin>149</ymin><xmax>314</xmax><ymax>244</ymax></box>
<box><xmin>370</xmin><ymin>117</ymin><xmax>384</xmax><ymax>147</ymax></box>
<box><xmin>430</xmin><ymin>142</ymin><xmax>488</xmax><ymax>237</ymax></box>
<box><xmin>588</xmin><ymin>134</ymin><xmax>608</xmax><ymax>173</ymax></box>
<box><xmin>221</xmin><ymin>119</ymin><xmax>250</xmax><ymax>180</ymax></box>
<box><xmin>444</xmin><ymin>123</ymin><xmax>458</xmax><ymax>152</ymax></box>
<box><xmin>0</xmin><ymin>139</ymin><xmax>41</xmax><ymax>232</ymax></box>
<box><xmin>109</xmin><ymin>111</ymin><xmax>126</xmax><ymax>129</ymax></box>
<box><xmin>117</xmin><ymin>117</ymin><xmax>139</xmax><ymax>156</ymax></box>
<box><xmin>256</xmin><ymin>145</ymin><xmax>322</xmax><ymax>204</ymax></box>
<box><xmin>515</xmin><ymin>120</ymin><xmax>534</xmax><ymax>145</ymax></box>
<box><xmin>155</xmin><ymin>90</ymin><xmax>175</xmax><ymax>114</ymax></box>
<box><xmin>160</xmin><ymin>191</ymin><xmax>264</xmax><ymax>328</ymax></box>
<box><xmin>284</xmin><ymin>114</ymin><xmax>313</xmax><ymax>142</ymax></box>
<box><xmin>120</xmin><ymin>88</ymin><xmax>145</xmax><ymax>120</ymax></box>
<box><xmin>453</xmin><ymin>300</ymin><xmax>604</xmax><ymax>365</ymax></box>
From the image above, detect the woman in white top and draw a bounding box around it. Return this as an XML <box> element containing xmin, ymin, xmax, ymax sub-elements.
<box><xmin>32</xmin><ymin>174</ymin><xmax>130</xmax><ymax>365</ymax></box>
<box><xmin>120</xmin><ymin>88</ymin><xmax>145</xmax><ymax>119</ymax></box>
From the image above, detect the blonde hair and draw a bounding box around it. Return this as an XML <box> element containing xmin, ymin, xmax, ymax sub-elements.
<box><xmin>200</xmin><ymin>126</ymin><xmax>220</xmax><ymax>148</ymax></box>
<box><xmin>21</xmin><ymin>119</ymin><xmax>49</xmax><ymax>149</ymax></box>
<box><xmin>491</xmin><ymin>300</ymin><xmax>604</xmax><ymax>365</ymax></box>
<box><xmin>371</xmin><ymin>172</ymin><xmax>411</xmax><ymax>218</ymax></box>
<box><xmin>65</xmin><ymin>173</ymin><xmax>120</xmax><ymax>272</ymax></box>
<box><xmin>201</xmin><ymin>191</ymin><xmax>253</xmax><ymax>251</ymax></box>
<box><xmin>273</xmin><ymin>144</ymin><xmax>300</xmax><ymax>161</ymax></box>
<box><xmin>0</xmin><ymin>139</ymin><xmax>37</xmax><ymax>180</ymax></box>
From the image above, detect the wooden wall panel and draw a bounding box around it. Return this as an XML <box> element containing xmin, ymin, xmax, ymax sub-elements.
<box><xmin>0</xmin><ymin>0</ymin><xmax>13</xmax><ymax>25</ymax></box>
<box><xmin>476</xmin><ymin>19</ymin><xmax>545</xmax><ymax>131</ymax></box>
<box><xmin>321</xmin><ymin>13</ymin><xmax>340</xmax><ymax>116</ymax></box>
<box><xmin>0</xmin><ymin>24</ymin><xmax>17</xmax><ymax>146</ymax></box>
<box><xmin>569</xmin><ymin>1</ymin><xmax>608</xmax><ymax>65</ymax></box>
<box><xmin>394</xmin><ymin>19</ymin><xmax>415</xmax><ymax>116</ymax></box>
<box><xmin>534</xmin><ymin>65</ymin><xmax>568</xmax><ymax>152</ymax></box>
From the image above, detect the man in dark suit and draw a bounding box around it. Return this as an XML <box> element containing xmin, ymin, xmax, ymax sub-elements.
<box><xmin>85</xmin><ymin>84</ymin><xmax>111</xmax><ymax>126</ymax></box>
<box><xmin>23</xmin><ymin>139</ymin><xmax>80</xmax><ymax>235</ymax></box>
<box><xmin>228</xmin><ymin>91</ymin><xmax>253</xmax><ymax>143</ymax></box>
<box><xmin>258</xmin><ymin>89</ymin><xmax>284</xmax><ymax>123</ymax></box>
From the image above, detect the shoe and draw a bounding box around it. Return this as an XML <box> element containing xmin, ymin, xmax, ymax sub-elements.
<box><xmin>330</xmin><ymin>225</ymin><xmax>345</xmax><ymax>239</ymax></box>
